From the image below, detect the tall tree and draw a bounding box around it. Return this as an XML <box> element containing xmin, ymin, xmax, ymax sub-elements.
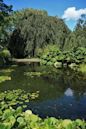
<box><xmin>0</xmin><ymin>0</ymin><xmax>12</xmax><ymax>47</ymax></box>
<box><xmin>75</xmin><ymin>14</ymin><xmax>86</xmax><ymax>48</ymax></box>
<box><xmin>63</xmin><ymin>15</ymin><xmax>86</xmax><ymax>51</ymax></box>
<box><xmin>9</xmin><ymin>9</ymin><xmax>70</xmax><ymax>58</ymax></box>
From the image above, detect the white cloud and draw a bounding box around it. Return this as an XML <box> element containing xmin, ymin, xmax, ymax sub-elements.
<box><xmin>62</xmin><ymin>7</ymin><xmax>86</xmax><ymax>21</ymax></box>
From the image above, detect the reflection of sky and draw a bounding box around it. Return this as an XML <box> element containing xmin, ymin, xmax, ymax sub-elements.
<box><xmin>28</xmin><ymin>91</ymin><xmax>86</xmax><ymax>119</ymax></box>
<box><xmin>83</xmin><ymin>92</ymin><xmax>86</xmax><ymax>96</ymax></box>
<box><xmin>64</xmin><ymin>88</ymin><xmax>74</xmax><ymax>97</ymax></box>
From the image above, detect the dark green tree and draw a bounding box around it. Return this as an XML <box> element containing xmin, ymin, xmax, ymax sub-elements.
<box><xmin>0</xmin><ymin>0</ymin><xmax>12</xmax><ymax>47</ymax></box>
<box><xmin>9</xmin><ymin>9</ymin><xmax>70</xmax><ymax>58</ymax></box>
<box><xmin>75</xmin><ymin>15</ymin><xmax>86</xmax><ymax>48</ymax></box>
<box><xmin>63</xmin><ymin>15</ymin><xmax>86</xmax><ymax>51</ymax></box>
<box><xmin>63</xmin><ymin>32</ymin><xmax>77</xmax><ymax>51</ymax></box>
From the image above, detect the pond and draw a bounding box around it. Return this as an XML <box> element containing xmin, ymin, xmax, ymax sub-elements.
<box><xmin>0</xmin><ymin>64</ymin><xmax>86</xmax><ymax>120</ymax></box>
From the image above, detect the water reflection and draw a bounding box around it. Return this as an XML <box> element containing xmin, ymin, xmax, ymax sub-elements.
<box><xmin>0</xmin><ymin>65</ymin><xmax>86</xmax><ymax>119</ymax></box>
<box><xmin>64</xmin><ymin>88</ymin><xmax>74</xmax><ymax>97</ymax></box>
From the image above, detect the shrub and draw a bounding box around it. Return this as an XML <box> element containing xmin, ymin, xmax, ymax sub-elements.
<box><xmin>40</xmin><ymin>45</ymin><xmax>61</xmax><ymax>66</ymax></box>
<box><xmin>0</xmin><ymin>49</ymin><xmax>11</xmax><ymax>59</ymax></box>
<box><xmin>40</xmin><ymin>46</ymin><xmax>86</xmax><ymax>68</ymax></box>
<box><xmin>0</xmin><ymin>49</ymin><xmax>11</xmax><ymax>66</ymax></box>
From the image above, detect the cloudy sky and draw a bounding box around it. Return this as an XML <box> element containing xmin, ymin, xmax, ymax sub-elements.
<box><xmin>4</xmin><ymin>0</ymin><xmax>86</xmax><ymax>30</ymax></box>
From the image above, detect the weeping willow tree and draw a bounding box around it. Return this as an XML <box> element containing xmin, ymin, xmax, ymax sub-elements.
<box><xmin>8</xmin><ymin>9</ymin><xmax>70</xmax><ymax>58</ymax></box>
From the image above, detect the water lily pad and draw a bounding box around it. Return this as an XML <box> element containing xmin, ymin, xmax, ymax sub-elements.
<box><xmin>0</xmin><ymin>76</ymin><xmax>11</xmax><ymax>83</ymax></box>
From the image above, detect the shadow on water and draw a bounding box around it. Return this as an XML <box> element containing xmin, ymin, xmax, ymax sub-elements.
<box><xmin>0</xmin><ymin>64</ymin><xmax>86</xmax><ymax>119</ymax></box>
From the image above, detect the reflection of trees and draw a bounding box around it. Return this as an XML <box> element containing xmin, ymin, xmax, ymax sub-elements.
<box><xmin>40</xmin><ymin>67</ymin><xmax>86</xmax><ymax>101</ymax></box>
<box><xmin>60</xmin><ymin>69</ymin><xmax>85</xmax><ymax>89</ymax></box>
<box><xmin>0</xmin><ymin>66</ymin><xmax>86</xmax><ymax>102</ymax></box>
<box><xmin>62</xmin><ymin>69</ymin><xmax>86</xmax><ymax>99</ymax></box>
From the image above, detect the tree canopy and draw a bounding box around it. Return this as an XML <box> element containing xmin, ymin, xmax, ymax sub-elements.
<box><xmin>9</xmin><ymin>9</ymin><xmax>70</xmax><ymax>58</ymax></box>
<box><xmin>0</xmin><ymin>0</ymin><xmax>12</xmax><ymax>46</ymax></box>
<box><xmin>63</xmin><ymin>15</ymin><xmax>86</xmax><ymax>51</ymax></box>
<box><xmin>0</xmin><ymin>4</ymin><xmax>86</xmax><ymax>60</ymax></box>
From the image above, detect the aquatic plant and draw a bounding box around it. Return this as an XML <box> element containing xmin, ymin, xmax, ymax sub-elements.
<box><xmin>0</xmin><ymin>107</ymin><xmax>86</xmax><ymax>129</ymax></box>
<box><xmin>0</xmin><ymin>89</ymin><xmax>86</xmax><ymax>129</ymax></box>
<box><xmin>0</xmin><ymin>67</ymin><xmax>16</xmax><ymax>84</ymax></box>
<box><xmin>24</xmin><ymin>72</ymin><xmax>43</xmax><ymax>77</ymax></box>
<box><xmin>0</xmin><ymin>68</ymin><xmax>14</xmax><ymax>74</ymax></box>
<box><xmin>24</xmin><ymin>71</ymin><xmax>50</xmax><ymax>78</ymax></box>
<box><xmin>0</xmin><ymin>89</ymin><xmax>39</xmax><ymax>110</ymax></box>
<box><xmin>0</xmin><ymin>76</ymin><xmax>11</xmax><ymax>83</ymax></box>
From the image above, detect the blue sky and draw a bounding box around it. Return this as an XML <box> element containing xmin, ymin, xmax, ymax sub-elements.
<box><xmin>4</xmin><ymin>0</ymin><xmax>86</xmax><ymax>30</ymax></box>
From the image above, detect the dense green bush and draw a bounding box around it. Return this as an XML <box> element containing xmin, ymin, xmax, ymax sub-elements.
<box><xmin>74</xmin><ymin>47</ymin><xmax>86</xmax><ymax>64</ymax></box>
<box><xmin>40</xmin><ymin>45</ymin><xmax>86</xmax><ymax>68</ymax></box>
<box><xmin>0</xmin><ymin>107</ymin><xmax>86</xmax><ymax>129</ymax></box>
<box><xmin>40</xmin><ymin>45</ymin><xmax>61</xmax><ymax>65</ymax></box>
<box><xmin>0</xmin><ymin>49</ymin><xmax>11</xmax><ymax>58</ymax></box>
<box><xmin>0</xmin><ymin>49</ymin><xmax>11</xmax><ymax>66</ymax></box>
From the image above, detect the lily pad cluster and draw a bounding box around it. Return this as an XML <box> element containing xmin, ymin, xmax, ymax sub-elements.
<box><xmin>0</xmin><ymin>68</ymin><xmax>14</xmax><ymax>74</ymax></box>
<box><xmin>24</xmin><ymin>71</ymin><xmax>51</xmax><ymax>78</ymax></box>
<box><xmin>0</xmin><ymin>89</ymin><xmax>86</xmax><ymax>129</ymax></box>
<box><xmin>0</xmin><ymin>67</ymin><xmax>15</xmax><ymax>84</ymax></box>
<box><xmin>0</xmin><ymin>76</ymin><xmax>11</xmax><ymax>83</ymax></box>
<box><xmin>0</xmin><ymin>89</ymin><xmax>39</xmax><ymax>110</ymax></box>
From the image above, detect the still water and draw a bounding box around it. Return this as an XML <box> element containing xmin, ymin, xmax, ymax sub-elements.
<box><xmin>0</xmin><ymin>65</ymin><xmax>86</xmax><ymax>119</ymax></box>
